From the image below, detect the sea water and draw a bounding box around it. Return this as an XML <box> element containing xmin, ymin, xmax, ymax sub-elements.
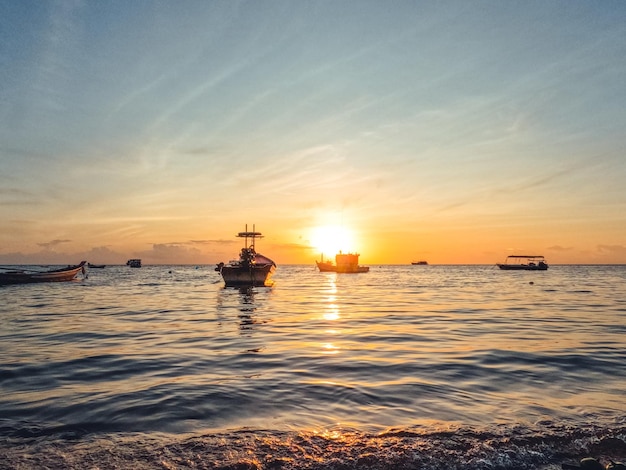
<box><xmin>1</xmin><ymin>264</ymin><xmax>625</xmax><ymax>469</ymax></box>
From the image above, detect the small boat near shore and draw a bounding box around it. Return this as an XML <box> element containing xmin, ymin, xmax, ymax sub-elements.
<box><xmin>0</xmin><ymin>261</ymin><xmax>87</xmax><ymax>285</ymax></box>
<box><xmin>497</xmin><ymin>255</ymin><xmax>548</xmax><ymax>271</ymax></box>
<box><xmin>88</xmin><ymin>263</ymin><xmax>106</xmax><ymax>269</ymax></box>
<box><xmin>215</xmin><ymin>225</ymin><xmax>276</xmax><ymax>287</ymax></box>
<box><xmin>316</xmin><ymin>252</ymin><xmax>369</xmax><ymax>273</ymax></box>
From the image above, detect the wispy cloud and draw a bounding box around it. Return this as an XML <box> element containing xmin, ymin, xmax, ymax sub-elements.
<box><xmin>598</xmin><ymin>245</ymin><xmax>626</xmax><ymax>255</ymax></box>
<box><xmin>548</xmin><ymin>245</ymin><xmax>574</xmax><ymax>252</ymax></box>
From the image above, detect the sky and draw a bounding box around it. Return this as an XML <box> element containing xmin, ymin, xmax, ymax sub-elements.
<box><xmin>1</xmin><ymin>0</ymin><xmax>625</xmax><ymax>265</ymax></box>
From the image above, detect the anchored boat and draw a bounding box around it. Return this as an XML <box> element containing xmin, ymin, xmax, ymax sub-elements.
<box><xmin>215</xmin><ymin>225</ymin><xmax>276</xmax><ymax>287</ymax></box>
<box><xmin>316</xmin><ymin>252</ymin><xmax>369</xmax><ymax>273</ymax></box>
<box><xmin>0</xmin><ymin>261</ymin><xmax>87</xmax><ymax>285</ymax></box>
<box><xmin>497</xmin><ymin>255</ymin><xmax>548</xmax><ymax>271</ymax></box>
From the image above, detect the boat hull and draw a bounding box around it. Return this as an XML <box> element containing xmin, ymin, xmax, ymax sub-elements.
<box><xmin>220</xmin><ymin>263</ymin><xmax>276</xmax><ymax>287</ymax></box>
<box><xmin>316</xmin><ymin>261</ymin><xmax>336</xmax><ymax>272</ymax></box>
<box><xmin>336</xmin><ymin>265</ymin><xmax>369</xmax><ymax>273</ymax></box>
<box><xmin>0</xmin><ymin>261</ymin><xmax>86</xmax><ymax>286</ymax></box>
<box><xmin>316</xmin><ymin>261</ymin><xmax>369</xmax><ymax>273</ymax></box>
<box><xmin>497</xmin><ymin>264</ymin><xmax>548</xmax><ymax>271</ymax></box>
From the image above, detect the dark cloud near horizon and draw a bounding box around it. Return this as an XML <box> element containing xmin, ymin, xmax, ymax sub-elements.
<box><xmin>37</xmin><ymin>239</ymin><xmax>72</xmax><ymax>249</ymax></box>
<box><xmin>135</xmin><ymin>243</ymin><xmax>204</xmax><ymax>263</ymax></box>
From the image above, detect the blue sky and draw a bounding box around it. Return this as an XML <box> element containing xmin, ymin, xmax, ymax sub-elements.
<box><xmin>1</xmin><ymin>1</ymin><xmax>625</xmax><ymax>264</ymax></box>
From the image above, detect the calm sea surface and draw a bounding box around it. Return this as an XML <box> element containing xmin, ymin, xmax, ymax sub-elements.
<box><xmin>1</xmin><ymin>264</ymin><xmax>625</xmax><ymax>469</ymax></box>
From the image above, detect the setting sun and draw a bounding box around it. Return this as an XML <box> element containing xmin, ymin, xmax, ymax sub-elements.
<box><xmin>310</xmin><ymin>226</ymin><xmax>354</xmax><ymax>256</ymax></box>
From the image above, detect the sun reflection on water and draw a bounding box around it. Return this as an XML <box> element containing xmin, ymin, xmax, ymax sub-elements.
<box><xmin>322</xmin><ymin>274</ymin><xmax>339</xmax><ymax>320</ymax></box>
<box><xmin>323</xmin><ymin>308</ymin><xmax>339</xmax><ymax>321</ymax></box>
<box><xmin>319</xmin><ymin>275</ymin><xmax>341</xmax><ymax>353</ymax></box>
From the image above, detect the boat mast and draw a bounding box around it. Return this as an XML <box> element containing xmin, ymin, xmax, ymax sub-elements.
<box><xmin>237</xmin><ymin>224</ymin><xmax>263</xmax><ymax>250</ymax></box>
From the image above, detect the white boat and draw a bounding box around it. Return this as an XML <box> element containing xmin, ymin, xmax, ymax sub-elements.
<box><xmin>215</xmin><ymin>225</ymin><xmax>276</xmax><ymax>287</ymax></box>
<box><xmin>497</xmin><ymin>255</ymin><xmax>548</xmax><ymax>271</ymax></box>
<box><xmin>126</xmin><ymin>259</ymin><xmax>142</xmax><ymax>268</ymax></box>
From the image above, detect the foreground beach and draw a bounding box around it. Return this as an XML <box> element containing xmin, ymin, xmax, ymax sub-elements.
<box><xmin>2</xmin><ymin>423</ymin><xmax>626</xmax><ymax>469</ymax></box>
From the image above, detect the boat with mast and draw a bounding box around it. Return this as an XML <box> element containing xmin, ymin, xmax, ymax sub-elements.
<box><xmin>215</xmin><ymin>224</ymin><xmax>276</xmax><ymax>287</ymax></box>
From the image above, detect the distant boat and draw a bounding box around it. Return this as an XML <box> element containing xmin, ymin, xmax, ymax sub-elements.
<box><xmin>215</xmin><ymin>225</ymin><xmax>276</xmax><ymax>287</ymax></box>
<box><xmin>316</xmin><ymin>255</ymin><xmax>336</xmax><ymax>273</ymax></box>
<box><xmin>316</xmin><ymin>252</ymin><xmax>369</xmax><ymax>273</ymax></box>
<box><xmin>0</xmin><ymin>261</ymin><xmax>87</xmax><ymax>285</ymax></box>
<box><xmin>88</xmin><ymin>263</ymin><xmax>106</xmax><ymax>269</ymax></box>
<box><xmin>126</xmin><ymin>259</ymin><xmax>142</xmax><ymax>268</ymax></box>
<box><xmin>497</xmin><ymin>255</ymin><xmax>548</xmax><ymax>271</ymax></box>
<box><xmin>411</xmin><ymin>260</ymin><xmax>428</xmax><ymax>265</ymax></box>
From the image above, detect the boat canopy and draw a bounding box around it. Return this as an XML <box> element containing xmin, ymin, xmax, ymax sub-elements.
<box><xmin>237</xmin><ymin>231</ymin><xmax>263</xmax><ymax>238</ymax></box>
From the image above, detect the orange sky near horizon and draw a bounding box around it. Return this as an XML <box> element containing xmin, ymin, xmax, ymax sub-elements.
<box><xmin>0</xmin><ymin>218</ymin><xmax>624</xmax><ymax>266</ymax></box>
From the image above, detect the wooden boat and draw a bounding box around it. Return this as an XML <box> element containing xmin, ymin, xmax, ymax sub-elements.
<box><xmin>0</xmin><ymin>261</ymin><xmax>87</xmax><ymax>285</ymax></box>
<box><xmin>497</xmin><ymin>255</ymin><xmax>548</xmax><ymax>271</ymax></box>
<box><xmin>316</xmin><ymin>252</ymin><xmax>369</xmax><ymax>273</ymax></box>
<box><xmin>126</xmin><ymin>259</ymin><xmax>142</xmax><ymax>268</ymax></box>
<box><xmin>215</xmin><ymin>225</ymin><xmax>276</xmax><ymax>287</ymax></box>
<box><xmin>412</xmin><ymin>260</ymin><xmax>428</xmax><ymax>265</ymax></box>
<box><xmin>316</xmin><ymin>255</ymin><xmax>336</xmax><ymax>273</ymax></box>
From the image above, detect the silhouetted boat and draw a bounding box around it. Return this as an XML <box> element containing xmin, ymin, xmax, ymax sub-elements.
<box><xmin>215</xmin><ymin>225</ymin><xmax>276</xmax><ymax>287</ymax></box>
<box><xmin>316</xmin><ymin>252</ymin><xmax>369</xmax><ymax>273</ymax></box>
<box><xmin>88</xmin><ymin>263</ymin><xmax>106</xmax><ymax>268</ymax></box>
<box><xmin>126</xmin><ymin>259</ymin><xmax>142</xmax><ymax>268</ymax></box>
<box><xmin>497</xmin><ymin>255</ymin><xmax>548</xmax><ymax>271</ymax></box>
<box><xmin>412</xmin><ymin>260</ymin><xmax>428</xmax><ymax>265</ymax></box>
<box><xmin>0</xmin><ymin>261</ymin><xmax>87</xmax><ymax>285</ymax></box>
<box><xmin>316</xmin><ymin>256</ymin><xmax>335</xmax><ymax>273</ymax></box>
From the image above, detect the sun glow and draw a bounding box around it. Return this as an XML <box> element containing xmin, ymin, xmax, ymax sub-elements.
<box><xmin>310</xmin><ymin>225</ymin><xmax>354</xmax><ymax>256</ymax></box>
